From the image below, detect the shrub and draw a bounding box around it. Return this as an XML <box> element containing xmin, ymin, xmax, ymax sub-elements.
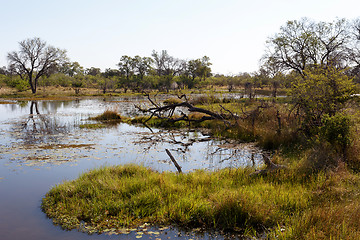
<box><xmin>5</xmin><ymin>76</ymin><xmax>29</xmax><ymax>91</ymax></box>
<box><xmin>320</xmin><ymin>113</ymin><xmax>352</xmax><ymax>154</ymax></box>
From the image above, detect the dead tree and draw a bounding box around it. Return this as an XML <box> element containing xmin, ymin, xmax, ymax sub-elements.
<box><xmin>136</xmin><ymin>93</ymin><xmax>233</xmax><ymax>126</ymax></box>
<box><xmin>137</xmin><ymin>93</ymin><xmax>284</xmax><ymax>172</ymax></box>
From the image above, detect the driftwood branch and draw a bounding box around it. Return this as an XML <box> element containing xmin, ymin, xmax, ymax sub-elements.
<box><xmin>250</xmin><ymin>154</ymin><xmax>287</xmax><ymax>176</ymax></box>
<box><xmin>165</xmin><ymin>149</ymin><xmax>182</xmax><ymax>173</ymax></box>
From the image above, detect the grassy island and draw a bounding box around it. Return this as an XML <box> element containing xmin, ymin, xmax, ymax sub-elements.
<box><xmin>42</xmin><ymin>164</ymin><xmax>360</xmax><ymax>239</ymax></box>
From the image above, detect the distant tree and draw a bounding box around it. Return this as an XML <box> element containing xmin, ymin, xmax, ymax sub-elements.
<box><xmin>0</xmin><ymin>66</ymin><xmax>7</xmax><ymax>75</ymax></box>
<box><xmin>118</xmin><ymin>55</ymin><xmax>135</xmax><ymax>92</ymax></box>
<box><xmin>101</xmin><ymin>68</ymin><xmax>121</xmax><ymax>93</ymax></box>
<box><xmin>59</xmin><ymin>61</ymin><xmax>84</xmax><ymax>77</ymax></box>
<box><xmin>103</xmin><ymin>68</ymin><xmax>121</xmax><ymax>78</ymax></box>
<box><xmin>7</xmin><ymin>37</ymin><xmax>67</xmax><ymax>93</ymax></box>
<box><xmin>132</xmin><ymin>56</ymin><xmax>153</xmax><ymax>81</ymax></box>
<box><xmin>151</xmin><ymin>50</ymin><xmax>184</xmax><ymax>91</ymax></box>
<box><xmin>186</xmin><ymin>59</ymin><xmax>201</xmax><ymax>81</ymax></box>
<box><xmin>151</xmin><ymin>50</ymin><xmax>170</xmax><ymax>76</ymax></box>
<box><xmin>259</xmin><ymin>59</ymin><xmax>285</xmax><ymax>97</ymax></box>
<box><xmin>85</xmin><ymin>67</ymin><xmax>101</xmax><ymax>76</ymax></box>
<box><xmin>197</xmin><ymin>56</ymin><xmax>212</xmax><ymax>81</ymax></box>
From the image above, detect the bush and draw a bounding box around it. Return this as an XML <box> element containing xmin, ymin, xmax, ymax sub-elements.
<box><xmin>320</xmin><ymin>113</ymin><xmax>352</xmax><ymax>154</ymax></box>
<box><xmin>5</xmin><ymin>76</ymin><xmax>29</xmax><ymax>91</ymax></box>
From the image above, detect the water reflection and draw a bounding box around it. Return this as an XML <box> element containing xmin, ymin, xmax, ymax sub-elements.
<box><xmin>132</xmin><ymin>128</ymin><xmax>263</xmax><ymax>171</ymax></box>
<box><xmin>17</xmin><ymin>101</ymin><xmax>69</xmax><ymax>145</ymax></box>
<box><xmin>2</xmin><ymin>99</ymin><xmax>264</xmax><ymax>170</ymax></box>
<box><xmin>0</xmin><ymin>98</ymin><xmax>265</xmax><ymax>240</ymax></box>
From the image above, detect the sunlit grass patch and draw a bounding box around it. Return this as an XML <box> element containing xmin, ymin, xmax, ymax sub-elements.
<box><xmin>42</xmin><ymin>164</ymin><xmax>320</xmax><ymax>236</ymax></box>
<box><xmin>163</xmin><ymin>97</ymin><xmax>183</xmax><ymax>105</ymax></box>
<box><xmin>91</xmin><ymin>110</ymin><xmax>122</xmax><ymax>122</ymax></box>
<box><xmin>79</xmin><ymin>123</ymin><xmax>107</xmax><ymax>129</ymax></box>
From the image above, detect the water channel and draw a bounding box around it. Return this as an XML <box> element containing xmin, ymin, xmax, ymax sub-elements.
<box><xmin>0</xmin><ymin>97</ymin><xmax>264</xmax><ymax>240</ymax></box>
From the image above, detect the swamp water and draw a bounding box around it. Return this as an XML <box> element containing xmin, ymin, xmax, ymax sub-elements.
<box><xmin>0</xmin><ymin>97</ymin><xmax>264</xmax><ymax>240</ymax></box>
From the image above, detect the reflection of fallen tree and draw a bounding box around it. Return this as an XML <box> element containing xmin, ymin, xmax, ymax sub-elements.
<box><xmin>133</xmin><ymin>129</ymin><xmax>265</xmax><ymax>169</ymax></box>
<box><xmin>136</xmin><ymin>93</ymin><xmax>283</xmax><ymax>171</ymax></box>
<box><xmin>134</xmin><ymin>129</ymin><xmax>212</xmax><ymax>153</ymax></box>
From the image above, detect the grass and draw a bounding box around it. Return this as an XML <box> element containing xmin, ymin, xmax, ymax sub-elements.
<box><xmin>91</xmin><ymin>110</ymin><xmax>122</xmax><ymax>122</ymax></box>
<box><xmin>41</xmin><ymin>164</ymin><xmax>360</xmax><ymax>239</ymax></box>
<box><xmin>79</xmin><ymin>123</ymin><xmax>107</xmax><ymax>129</ymax></box>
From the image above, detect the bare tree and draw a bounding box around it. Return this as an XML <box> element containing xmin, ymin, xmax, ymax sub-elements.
<box><xmin>7</xmin><ymin>37</ymin><xmax>67</xmax><ymax>93</ymax></box>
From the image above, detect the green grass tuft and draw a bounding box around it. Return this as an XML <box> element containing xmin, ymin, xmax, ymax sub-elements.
<box><xmin>91</xmin><ymin>110</ymin><xmax>122</xmax><ymax>122</ymax></box>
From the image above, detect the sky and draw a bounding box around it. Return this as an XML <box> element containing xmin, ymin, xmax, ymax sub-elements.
<box><xmin>0</xmin><ymin>0</ymin><xmax>359</xmax><ymax>75</ymax></box>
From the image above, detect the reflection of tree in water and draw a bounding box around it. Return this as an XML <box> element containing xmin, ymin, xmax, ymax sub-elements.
<box><xmin>16</xmin><ymin>101</ymin><xmax>68</xmax><ymax>145</ymax></box>
<box><xmin>134</xmin><ymin>129</ymin><xmax>263</xmax><ymax>169</ymax></box>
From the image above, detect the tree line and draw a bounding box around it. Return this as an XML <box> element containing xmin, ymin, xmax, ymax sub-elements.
<box><xmin>1</xmin><ymin>41</ymin><xmax>212</xmax><ymax>94</ymax></box>
<box><xmin>0</xmin><ymin>17</ymin><xmax>359</xmax><ymax>95</ymax></box>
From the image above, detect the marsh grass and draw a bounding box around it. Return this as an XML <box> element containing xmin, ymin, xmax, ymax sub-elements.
<box><xmin>79</xmin><ymin>123</ymin><xmax>107</xmax><ymax>129</ymax></box>
<box><xmin>42</xmin><ymin>164</ymin><xmax>360</xmax><ymax>238</ymax></box>
<box><xmin>91</xmin><ymin>110</ymin><xmax>122</xmax><ymax>122</ymax></box>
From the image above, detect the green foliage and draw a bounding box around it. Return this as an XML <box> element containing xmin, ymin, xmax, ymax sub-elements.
<box><xmin>40</xmin><ymin>73</ymin><xmax>74</xmax><ymax>87</ymax></box>
<box><xmin>320</xmin><ymin>113</ymin><xmax>352</xmax><ymax>153</ymax></box>
<box><xmin>5</xmin><ymin>76</ymin><xmax>29</xmax><ymax>91</ymax></box>
<box><xmin>289</xmin><ymin>66</ymin><xmax>355</xmax><ymax>134</ymax></box>
<box><xmin>0</xmin><ymin>74</ymin><xmax>7</xmax><ymax>87</ymax></box>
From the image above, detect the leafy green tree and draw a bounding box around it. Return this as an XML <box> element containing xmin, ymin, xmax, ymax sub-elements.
<box><xmin>289</xmin><ymin>66</ymin><xmax>355</xmax><ymax>135</ymax></box>
<box><xmin>85</xmin><ymin>67</ymin><xmax>101</xmax><ymax>76</ymax></box>
<box><xmin>7</xmin><ymin>37</ymin><xmax>67</xmax><ymax>93</ymax></box>
<box><xmin>58</xmin><ymin>61</ymin><xmax>84</xmax><ymax>76</ymax></box>
<box><xmin>197</xmin><ymin>56</ymin><xmax>212</xmax><ymax>81</ymax></box>
<box><xmin>264</xmin><ymin>18</ymin><xmax>354</xmax><ymax>76</ymax></box>
<box><xmin>117</xmin><ymin>55</ymin><xmax>135</xmax><ymax>92</ymax></box>
<box><xmin>132</xmin><ymin>56</ymin><xmax>153</xmax><ymax>81</ymax></box>
<box><xmin>151</xmin><ymin>50</ymin><xmax>185</xmax><ymax>91</ymax></box>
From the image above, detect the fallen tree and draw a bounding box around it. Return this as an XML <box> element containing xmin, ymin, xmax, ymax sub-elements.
<box><xmin>136</xmin><ymin>93</ymin><xmax>285</xmax><ymax>173</ymax></box>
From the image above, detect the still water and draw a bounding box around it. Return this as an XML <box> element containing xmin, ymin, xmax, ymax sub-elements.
<box><xmin>0</xmin><ymin>97</ymin><xmax>264</xmax><ymax>240</ymax></box>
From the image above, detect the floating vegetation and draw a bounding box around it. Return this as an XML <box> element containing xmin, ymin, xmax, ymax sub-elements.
<box><xmin>79</xmin><ymin>123</ymin><xmax>107</xmax><ymax>129</ymax></box>
<box><xmin>36</xmin><ymin>143</ymin><xmax>95</xmax><ymax>149</ymax></box>
<box><xmin>91</xmin><ymin>110</ymin><xmax>122</xmax><ymax>122</ymax></box>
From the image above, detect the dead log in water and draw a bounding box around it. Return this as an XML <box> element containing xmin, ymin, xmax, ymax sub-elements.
<box><xmin>165</xmin><ymin>149</ymin><xmax>182</xmax><ymax>173</ymax></box>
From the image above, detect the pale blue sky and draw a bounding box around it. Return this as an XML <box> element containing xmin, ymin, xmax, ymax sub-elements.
<box><xmin>0</xmin><ymin>0</ymin><xmax>359</xmax><ymax>74</ymax></box>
